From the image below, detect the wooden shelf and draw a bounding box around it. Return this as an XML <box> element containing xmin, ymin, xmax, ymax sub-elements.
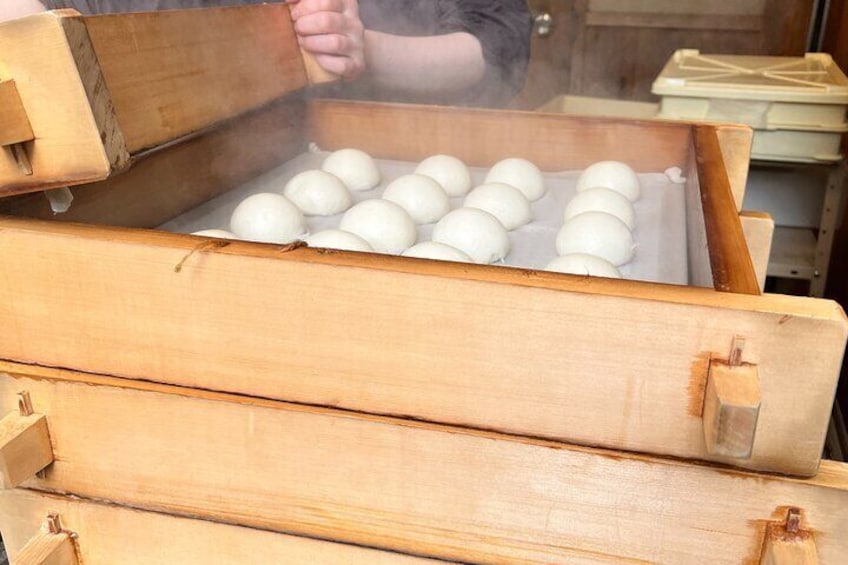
<box><xmin>767</xmin><ymin>226</ymin><xmax>817</xmax><ymax>280</ymax></box>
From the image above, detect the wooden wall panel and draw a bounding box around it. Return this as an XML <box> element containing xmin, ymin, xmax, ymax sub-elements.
<box><xmin>0</xmin><ymin>490</ymin><xmax>445</xmax><ymax>565</ymax></box>
<box><xmin>0</xmin><ymin>218</ymin><xmax>844</xmax><ymax>476</ymax></box>
<box><xmin>2</xmin><ymin>366</ymin><xmax>848</xmax><ymax>564</ymax></box>
<box><xmin>0</xmin><ymin>96</ymin><xmax>306</xmax><ymax>229</ymax></box>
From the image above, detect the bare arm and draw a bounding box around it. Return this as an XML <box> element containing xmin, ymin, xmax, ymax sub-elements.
<box><xmin>363</xmin><ymin>30</ymin><xmax>485</xmax><ymax>94</ymax></box>
<box><xmin>0</xmin><ymin>0</ymin><xmax>45</xmax><ymax>23</ymax></box>
<box><xmin>290</xmin><ymin>0</ymin><xmax>485</xmax><ymax>96</ymax></box>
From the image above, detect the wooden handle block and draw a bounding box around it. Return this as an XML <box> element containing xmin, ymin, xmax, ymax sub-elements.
<box><xmin>0</xmin><ymin>412</ymin><xmax>53</xmax><ymax>488</ymax></box>
<box><xmin>0</xmin><ymin>80</ymin><xmax>34</xmax><ymax>147</ymax></box>
<box><xmin>300</xmin><ymin>50</ymin><xmax>339</xmax><ymax>85</ymax></box>
<box><xmin>703</xmin><ymin>359</ymin><xmax>761</xmax><ymax>459</ymax></box>
<box><xmin>760</xmin><ymin>522</ymin><xmax>819</xmax><ymax>565</ymax></box>
<box><xmin>14</xmin><ymin>531</ymin><xmax>78</xmax><ymax>565</ymax></box>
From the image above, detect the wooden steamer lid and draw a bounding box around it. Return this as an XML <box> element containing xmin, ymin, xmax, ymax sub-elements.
<box><xmin>0</xmin><ymin>5</ymin><xmax>334</xmax><ymax>198</ymax></box>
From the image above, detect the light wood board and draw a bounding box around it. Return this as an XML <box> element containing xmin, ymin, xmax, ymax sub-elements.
<box><xmin>740</xmin><ymin>211</ymin><xmax>775</xmax><ymax>292</ymax></box>
<box><xmin>684</xmin><ymin>142</ymin><xmax>714</xmax><ymax>289</ymax></box>
<box><xmin>0</xmin><ymin>11</ymin><xmax>119</xmax><ymax>196</ymax></box>
<box><xmin>0</xmin><ymin>80</ymin><xmax>33</xmax><ymax>147</ymax></box>
<box><xmin>0</xmin><ymin>219</ymin><xmax>844</xmax><ymax>476</ymax></box>
<box><xmin>694</xmin><ymin>126</ymin><xmax>761</xmax><ymax>295</ymax></box>
<box><xmin>714</xmin><ymin>124</ymin><xmax>753</xmax><ymax>210</ymax></box>
<box><xmin>2</xmin><ymin>365</ymin><xmax>848</xmax><ymax>564</ymax></box>
<box><xmin>81</xmin><ymin>5</ymin><xmax>308</xmax><ymax>153</ymax></box>
<box><xmin>308</xmin><ymin>99</ymin><xmax>693</xmax><ymax>172</ymax></box>
<box><xmin>0</xmin><ymin>97</ymin><xmax>306</xmax><ymax>228</ymax></box>
<box><xmin>0</xmin><ymin>490</ymin><xmax>445</xmax><ymax>565</ymax></box>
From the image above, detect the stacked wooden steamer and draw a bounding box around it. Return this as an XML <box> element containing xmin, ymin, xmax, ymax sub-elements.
<box><xmin>0</xmin><ymin>6</ymin><xmax>846</xmax><ymax>564</ymax></box>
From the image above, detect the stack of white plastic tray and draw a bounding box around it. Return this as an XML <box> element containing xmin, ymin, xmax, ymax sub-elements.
<box><xmin>652</xmin><ymin>50</ymin><xmax>848</xmax><ymax>164</ymax></box>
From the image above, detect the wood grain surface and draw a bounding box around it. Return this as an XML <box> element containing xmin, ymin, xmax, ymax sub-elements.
<box><xmin>0</xmin><ymin>219</ymin><xmax>844</xmax><ymax>476</ymax></box>
<box><xmin>0</xmin><ymin>490</ymin><xmax>444</xmax><ymax>565</ymax></box>
<box><xmin>81</xmin><ymin>4</ymin><xmax>308</xmax><ymax>153</ymax></box>
<box><xmin>2</xmin><ymin>365</ymin><xmax>848</xmax><ymax>564</ymax></box>
<box><xmin>694</xmin><ymin>126</ymin><xmax>761</xmax><ymax>295</ymax></box>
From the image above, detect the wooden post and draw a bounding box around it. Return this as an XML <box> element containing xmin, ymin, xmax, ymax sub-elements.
<box><xmin>14</xmin><ymin>514</ymin><xmax>78</xmax><ymax>565</ymax></box>
<box><xmin>0</xmin><ymin>391</ymin><xmax>53</xmax><ymax>488</ymax></box>
<box><xmin>760</xmin><ymin>508</ymin><xmax>819</xmax><ymax>565</ymax></box>
<box><xmin>703</xmin><ymin>337</ymin><xmax>761</xmax><ymax>458</ymax></box>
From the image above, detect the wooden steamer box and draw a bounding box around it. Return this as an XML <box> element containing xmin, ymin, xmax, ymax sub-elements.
<box><xmin>0</xmin><ymin>6</ymin><xmax>847</xmax><ymax>564</ymax></box>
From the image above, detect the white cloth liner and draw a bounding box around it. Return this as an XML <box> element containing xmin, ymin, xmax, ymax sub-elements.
<box><xmin>160</xmin><ymin>151</ymin><xmax>689</xmax><ymax>285</ymax></box>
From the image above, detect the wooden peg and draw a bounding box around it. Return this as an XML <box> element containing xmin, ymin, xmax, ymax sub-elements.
<box><xmin>760</xmin><ymin>508</ymin><xmax>819</xmax><ymax>564</ymax></box>
<box><xmin>703</xmin><ymin>337</ymin><xmax>761</xmax><ymax>459</ymax></box>
<box><xmin>0</xmin><ymin>392</ymin><xmax>54</xmax><ymax>488</ymax></box>
<box><xmin>14</xmin><ymin>513</ymin><xmax>78</xmax><ymax>565</ymax></box>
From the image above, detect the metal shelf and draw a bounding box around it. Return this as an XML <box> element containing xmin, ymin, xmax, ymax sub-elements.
<box><xmin>767</xmin><ymin>226</ymin><xmax>817</xmax><ymax>280</ymax></box>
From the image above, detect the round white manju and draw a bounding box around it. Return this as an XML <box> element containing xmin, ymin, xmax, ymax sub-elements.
<box><xmin>576</xmin><ymin>161</ymin><xmax>641</xmax><ymax>202</ymax></box>
<box><xmin>545</xmin><ymin>254</ymin><xmax>622</xmax><ymax>279</ymax></box>
<box><xmin>229</xmin><ymin>193</ymin><xmax>307</xmax><ymax>244</ymax></box>
<box><xmin>283</xmin><ymin>170</ymin><xmax>352</xmax><ymax>216</ymax></box>
<box><xmin>414</xmin><ymin>154</ymin><xmax>473</xmax><ymax>197</ymax></box>
<box><xmin>402</xmin><ymin>241</ymin><xmax>472</xmax><ymax>262</ymax></box>
<box><xmin>484</xmin><ymin>157</ymin><xmax>546</xmax><ymax>201</ymax></box>
<box><xmin>563</xmin><ymin>187</ymin><xmax>636</xmax><ymax>230</ymax></box>
<box><xmin>321</xmin><ymin>148</ymin><xmax>381</xmax><ymax>191</ymax></box>
<box><xmin>432</xmin><ymin>207</ymin><xmax>510</xmax><ymax>264</ymax></box>
<box><xmin>463</xmin><ymin>182</ymin><xmax>532</xmax><ymax>230</ymax></box>
<box><xmin>555</xmin><ymin>211</ymin><xmax>635</xmax><ymax>266</ymax></box>
<box><xmin>339</xmin><ymin>199</ymin><xmax>417</xmax><ymax>254</ymax></box>
<box><xmin>191</xmin><ymin>229</ymin><xmax>239</xmax><ymax>240</ymax></box>
<box><xmin>381</xmin><ymin>174</ymin><xmax>450</xmax><ymax>224</ymax></box>
<box><xmin>305</xmin><ymin>229</ymin><xmax>373</xmax><ymax>252</ymax></box>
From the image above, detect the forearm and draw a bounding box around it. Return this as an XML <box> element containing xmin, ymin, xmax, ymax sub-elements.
<box><xmin>364</xmin><ymin>30</ymin><xmax>485</xmax><ymax>94</ymax></box>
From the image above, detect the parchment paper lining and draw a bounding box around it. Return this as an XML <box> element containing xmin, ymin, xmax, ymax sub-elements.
<box><xmin>160</xmin><ymin>151</ymin><xmax>688</xmax><ymax>285</ymax></box>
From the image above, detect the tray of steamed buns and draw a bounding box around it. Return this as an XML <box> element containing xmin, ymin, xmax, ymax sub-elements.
<box><xmin>160</xmin><ymin>147</ymin><xmax>689</xmax><ymax>285</ymax></box>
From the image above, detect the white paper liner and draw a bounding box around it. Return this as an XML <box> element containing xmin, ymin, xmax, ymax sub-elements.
<box><xmin>160</xmin><ymin>152</ymin><xmax>688</xmax><ymax>285</ymax></box>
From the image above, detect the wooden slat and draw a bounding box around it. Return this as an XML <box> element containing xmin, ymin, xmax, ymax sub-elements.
<box><xmin>684</xmin><ymin>141</ymin><xmax>714</xmax><ymax>289</ymax></box>
<box><xmin>0</xmin><ymin>96</ymin><xmax>307</xmax><ymax>229</ymax></box>
<box><xmin>0</xmin><ymin>490</ymin><xmax>443</xmax><ymax>565</ymax></box>
<box><xmin>309</xmin><ymin>99</ymin><xmax>693</xmax><ymax>172</ymax></box>
<box><xmin>3</xmin><ymin>366</ymin><xmax>848</xmax><ymax>564</ymax></box>
<box><xmin>0</xmin><ymin>218</ymin><xmax>844</xmax><ymax>476</ymax></box>
<box><xmin>58</xmin><ymin>14</ymin><xmax>129</xmax><ymax>175</ymax></box>
<box><xmin>81</xmin><ymin>5</ymin><xmax>309</xmax><ymax>153</ymax></box>
<box><xmin>714</xmin><ymin>124</ymin><xmax>753</xmax><ymax>211</ymax></box>
<box><xmin>740</xmin><ymin>211</ymin><xmax>775</xmax><ymax>292</ymax></box>
<box><xmin>694</xmin><ymin>126</ymin><xmax>762</xmax><ymax>295</ymax></box>
<box><xmin>0</xmin><ymin>80</ymin><xmax>33</xmax><ymax>147</ymax></box>
<box><xmin>0</xmin><ymin>11</ymin><xmax>123</xmax><ymax>196</ymax></box>
<box><xmin>585</xmin><ymin>12</ymin><xmax>763</xmax><ymax>31</ymax></box>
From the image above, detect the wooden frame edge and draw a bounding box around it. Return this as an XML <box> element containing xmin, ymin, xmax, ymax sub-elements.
<box><xmin>694</xmin><ymin>125</ymin><xmax>761</xmax><ymax>295</ymax></box>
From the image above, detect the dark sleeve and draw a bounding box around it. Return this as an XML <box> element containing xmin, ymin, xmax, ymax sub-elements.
<box><xmin>438</xmin><ymin>0</ymin><xmax>532</xmax><ymax>107</ymax></box>
<box><xmin>41</xmin><ymin>0</ymin><xmax>274</xmax><ymax>13</ymax></box>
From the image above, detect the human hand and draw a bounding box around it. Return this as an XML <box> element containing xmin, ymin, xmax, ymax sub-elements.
<box><xmin>289</xmin><ymin>0</ymin><xmax>365</xmax><ymax>80</ymax></box>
